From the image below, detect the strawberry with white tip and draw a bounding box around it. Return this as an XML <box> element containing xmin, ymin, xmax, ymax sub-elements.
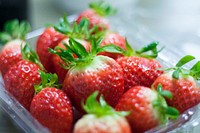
<box><xmin>115</xmin><ymin>85</ymin><xmax>179</xmax><ymax>133</ymax></box>
<box><xmin>74</xmin><ymin>91</ymin><xmax>131</xmax><ymax>133</ymax></box>
<box><xmin>0</xmin><ymin>20</ymin><xmax>30</xmax><ymax>76</ymax></box>
<box><xmin>49</xmin><ymin>37</ymin><xmax>124</xmax><ymax>112</ymax></box>
<box><xmin>153</xmin><ymin>55</ymin><xmax>200</xmax><ymax>113</ymax></box>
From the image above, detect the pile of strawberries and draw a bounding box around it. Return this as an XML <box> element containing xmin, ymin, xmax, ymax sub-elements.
<box><xmin>1</xmin><ymin>1</ymin><xmax>200</xmax><ymax>133</ymax></box>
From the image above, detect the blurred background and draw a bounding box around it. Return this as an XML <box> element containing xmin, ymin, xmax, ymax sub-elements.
<box><xmin>1</xmin><ymin>0</ymin><xmax>200</xmax><ymax>132</ymax></box>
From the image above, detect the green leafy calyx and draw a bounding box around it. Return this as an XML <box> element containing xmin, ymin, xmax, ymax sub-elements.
<box><xmin>153</xmin><ymin>84</ymin><xmax>180</xmax><ymax>123</ymax></box>
<box><xmin>21</xmin><ymin>43</ymin><xmax>44</xmax><ymax>70</ymax></box>
<box><xmin>164</xmin><ymin>55</ymin><xmax>200</xmax><ymax>80</ymax></box>
<box><xmin>83</xmin><ymin>91</ymin><xmax>129</xmax><ymax>117</ymax></box>
<box><xmin>89</xmin><ymin>0</ymin><xmax>117</xmax><ymax>16</ymax></box>
<box><xmin>0</xmin><ymin>19</ymin><xmax>31</xmax><ymax>45</ymax></box>
<box><xmin>49</xmin><ymin>37</ymin><xmax>124</xmax><ymax>69</ymax></box>
<box><xmin>54</xmin><ymin>15</ymin><xmax>98</xmax><ymax>40</ymax></box>
<box><xmin>34</xmin><ymin>71</ymin><xmax>61</xmax><ymax>93</ymax></box>
<box><xmin>124</xmin><ymin>40</ymin><xmax>162</xmax><ymax>58</ymax></box>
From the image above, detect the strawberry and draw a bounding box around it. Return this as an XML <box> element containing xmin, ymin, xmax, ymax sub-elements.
<box><xmin>49</xmin><ymin>38</ymin><xmax>124</xmax><ymax>112</ymax></box>
<box><xmin>36</xmin><ymin>27</ymin><xmax>65</xmax><ymax>73</ymax></box>
<box><xmin>74</xmin><ymin>91</ymin><xmax>131</xmax><ymax>133</ymax></box>
<box><xmin>30</xmin><ymin>71</ymin><xmax>73</xmax><ymax>133</ymax></box>
<box><xmin>76</xmin><ymin>1</ymin><xmax>117</xmax><ymax>31</ymax></box>
<box><xmin>115</xmin><ymin>86</ymin><xmax>179</xmax><ymax>133</ymax></box>
<box><xmin>115</xmin><ymin>41</ymin><xmax>164</xmax><ymax>92</ymax></box>
<box><xmin>52</xmin><ymin>16</ymin><xmax>92</xmax><ymax>83</ymax></box>
<box><xmin>3</xmin><ymin>44</ymin><xmax>43</xmax><ymax>110</ymax></box>
<box><xmin>0</xmin><ymin>19</ymin><xmax>30</xmax><ymax>76</ymax></box>
<box><xmin>99</xmin><ymin>31</ymin><xmax>126</xmax><ymax>59</ymax></box>
<box><xmin>153</xmin><ymin>55</ymin><xmax>200</xmax><ymax>113</ymax></box>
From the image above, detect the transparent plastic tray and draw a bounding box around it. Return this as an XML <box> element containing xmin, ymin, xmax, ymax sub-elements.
<box><xmin>0</xmin><ymin>15</ymin><xmax>200</xmax><ymax>133</ymax></box>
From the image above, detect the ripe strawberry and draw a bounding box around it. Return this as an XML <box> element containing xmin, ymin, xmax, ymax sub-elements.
<box><xmin>52</xmin><ymin>16</ymin><xmax>92</xmax><ymax>83</ymax></box>
<box><xmin>115</xmin><ymin>41</ymin><xmax>164</xmax><ymax>92</ymax></box>
<box><xmin>0</xmin><ymin>20</ymin><xmax>30</xmax><ymax>76</ymax></box>
<box><xmin>99</xmin><ymin>32</ymin><xmax>126</xmax><ymax>59</ymax></box>
<box><xmin>36</xmin><ymin>27</ymin><xmax>65</xmax><ymax>73</ymax></box>
<box><xmin>74</xmin><ymin>91</ymin><xmax>131</xmax><ymax>133</ymax></box>
<box><xmin>3</xmin><ymin>44</ymin><xmax>43</xmax><ymax>110</ymax></box>
<box><xmin>115</xmin><ymin>86</ymin><xmax>179</xmax><ymax>133</ymax></box>
<box><xmin>49</xmin><ymin>38</ymin><xmax>124</xmax><ymax>112</ymax></box>
<box><xmin>76</xmin><ymin>1</ymin><xmax>117</xmax><ymax>31</ymax></box>
<box><xmin>30</xmin><ymin>72</ymin><xmax>73</xmax><ymax>133</ymax></box>
<box><xmin>153</xmin><ymin>55</ymin><xmax>200</xmax><ymax>113</ymax></box>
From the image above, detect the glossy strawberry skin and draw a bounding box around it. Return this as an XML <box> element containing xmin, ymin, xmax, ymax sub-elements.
<box><xmin>63</xmin><ymin>55</ymin><xmax>124</xmax><ymax>112</ymax></box>
<box><xmin>0</xmin><ymin>39</ymin><xmax>25</xmax><ymax>76</ymax></box>
<box><xmin>115</xmin><ymin>86</ymin><xmax>160</xmax><ymax>133</ymax></box>
<box><xmin>99</xmin><ymin>32</ymin><xmax>126</xmax><ymax>59</ymax></box>
<box><xmin>36</xmin><ymin>27</ymin><xmax>65</xmax><ymax>73</ymax></box>
<box><xmin>74</xmin><ymin>114</ymin><xmax>131</xmax><ymax>133</ymax></box>
<box><xmin>116</xmin><ymin>56</ymin><xmax>164</xmax><ymax>92</ymax></box>
<box><xmin>76</xmin><ymin>9</ymin><xmax>109</xmax><ymax>31</ymax></box>
<box><xmin>30</xmin><ymin>88</ymin><xmax>73</xmax><ymax>133</ymax></box>
<box><xmin>3</xmin><ymin>60</ymin><xmax>41</xmax><ymax>110</ymax></box>
<box><xmin>52</xmin><ymin>38</ymin><xmax>91</xmax><ymax>83</ymax></box>
<box><xmin>153</xmin><ymin>73</ymin><xmax>200</xmax><ymax>113</ymax></box>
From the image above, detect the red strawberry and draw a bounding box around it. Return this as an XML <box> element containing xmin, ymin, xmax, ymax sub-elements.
<box><xmin>74</xmin><ymin>91</ymin><xmax>131</xmax><ymax>133</ymax></box>
<box><xmin>30</xmin><ymin>72</ymin><xmax>73</xmax><ymax>133</ymax></box>
<box><xmin>36</xmin><ymin>27</ymin><xmax>65</xmax><ymax>73</ymax></box>
<box><xmin>99</xmin><ymin>32</ymin><xmax>126</xmax><ymax>59</ymax></box>
<box><xmin>153</xmin><ymin>55</ymin><xmax>200</xmax><ymax>113</ymax></box>
<box><xmin>115</xmin><ymin>86</ymin><xmax>179</xmax><ymax>133</ymax></box>
<box><xmin>76</xmin><ymin>1</ymin><xmax>117</xmax><ymax>31</ymax></box>
<box><xmin>0</xmin><ymin>20</ymin><xmax>30</xmax><ymax>76</ymax></box>
<box><xmin>116</xmin><ymin>41</ymin><xmax>164</xmax><ymax>92</ymax></box>
<box><xmin>3</xmin><ymin>44</ymin><xmax>42</xmax><ymax>110</ymax></box>
<box><xmin>49</xmin><ymin>38</ymin><xmax>124</xmax><ymax>112</ymax></box>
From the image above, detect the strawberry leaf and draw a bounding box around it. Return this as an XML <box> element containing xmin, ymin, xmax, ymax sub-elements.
<box><xmin>0</xmin><ymin>33</ymin><xmax>12</xmax><ymax>45</ymax></box>
<box><xmin>172</xmin><ymin>68</ymin><xmax>181</xmax><ymax>79</ymax></box>
<box><xmin>157</xmin><ymin>84</ymin><xmax>172</xmax><ymax>100</ymax></box>
<box><xmin>153</xmin><ymin>87</ymin><xmax>180</xmax><ymax>124</ymax></box>
<box><xmin>34</xmin><ymin>71</ymin><xmax>61</xmax><ymax>93</ymax></box>
<box><xmin>89</xmin><ymin>0</ymin><xmax>117</xmax><ymax>16</ymax></box>
<box><xmin>190</xmin><ymin>61</ymin><xmax>200</xmax><ymax>80</ymax></box>
<box><xmin>21</xmin><ymin>43</ymin><xmax>44</xmax><ymax>70</ymax></box>
<box><xmin>136</xmin><ymin>41</ymin><xmax>158</xmax><ymax>53</ymax></box>
<box><xmin>135</xmin><ymin>41</ymin><xmax>162</xmax><ymax>58</ymax></box>
<box><xmin>54</xmin><ymin>15</ymin><xmax>71</xmax><ymax>34</ymax></box>
<box><xmin>50</xmin><ymin>37</ymin><xmax>125</xmax><ymax>69</ymax></box>
<box><xmin>97</xmin><ymin>44</ymin><xmax>126</xmax><ymax>54</ymax></box>
<box><xmin>176</xmin><ymin>55</ymin><xmax>195</xmax><ymax>67</ymax></box>
<box><xmin>68</xmin><ymin>38</ymin><xmax>88</xmax><ymax>58</ymax></box>
<box><xmin>83</xmin><ymin>91</ymin><xmax>129</xmax><ymax>117</ymax></box>
<box><xmin>0</xmin><ymin>19</ymin><xmax>30</xmax><ymax>44</ymax></box>
<box><xmin>124</xmin><ymin>39</ymin><xmax>135</xmax><ymax>56</ymax></box>
<box><xmin>163</xmin><ymin>106</ymin><xmax>180</xmax><ymax>119</ymax></box>
<box><xmin>54</xmin><ymin>15</ymin><xmax>92</xmax><ymax>40</ymax></box>
<box><xmin>123</xmin><ymin>40</ymin><xmax>162</xmax><ymax>58</ymax></box>
<box><xmin>163</xmin><ymin>55</ymin><xmax>200</xmax><ymax>80</ymax></box>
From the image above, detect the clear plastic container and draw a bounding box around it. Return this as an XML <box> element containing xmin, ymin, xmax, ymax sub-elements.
<box><xmin>0</xmin><ymin>15</ymin><xmax>200</xmax><ymax>133</ymax></box>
